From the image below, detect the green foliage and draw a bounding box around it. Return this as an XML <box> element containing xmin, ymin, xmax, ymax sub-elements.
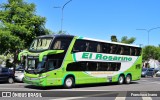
<box><xmin>110</xmin><ymin>35</ymin><xmax>136</xmax><ymax>44</ymax></box>
<box><xmin>57</xmin><ymin>30</ymin><xmax>68</xmax><ymax>34</ymax></box>
<box><xmin>0</xmin><ymin>53</ymin><xmax>13</xmax><ymax>65</ymax></box>
<box><xmin>111</xmin><ymin>35</ymin><xmax>118</xmax><ymax>42</ymax></box>
<box><xmin>121</xmin><ymin>36</ymin><xmax>136</xmax><ymax>44</ymax></box>
<box><xmin>142</xmin><ymin>45</ymin><xmax>160</xmax><ymax>61</ymax></box>
<box><xmin>0</xmin><ymin>30</ymin><xmax>24</xmax><ymax>53</ymax></box>
<box><xmin>0</xmin><ymin>0</ymin><xmax>50</xmax><ymax>54</ymax></box>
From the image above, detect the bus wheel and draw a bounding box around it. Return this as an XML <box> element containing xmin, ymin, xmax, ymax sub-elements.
<box><xmin>125</xmin><ymin>75</ymin><xmax>131</xmax><ymax>84</ymax></box>
<box><xmin>64</xmin><ymin>77</ymin><xmax>74</xmax><ymax>88</ymax></box>
<box><xmin>8</xmin><ymin>77</ymin><xmax>14</xmax><ymax>84</ymax></box>
<box><xmin>118</xmin><ymin>75</ymin><xmax>124</xmax><ymax>84</ymax></box>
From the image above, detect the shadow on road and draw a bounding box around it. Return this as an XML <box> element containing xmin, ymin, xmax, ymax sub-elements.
<box><xmin>24</xmin><ymin>81</ymin><xmax>139</xmax><ymax>90</ymax></box>
<box><xmin>24</xmin><ymin>85</ymin><xmax>64</xmax><ymax>90</ymax></box>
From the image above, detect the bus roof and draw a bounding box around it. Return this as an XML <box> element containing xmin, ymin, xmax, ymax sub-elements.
<box><xmin>37</xmin><ymin>34</ymin><xmax>74</xmax><ymax>38</ymax></box>
<box><xmin>37</xmin><ymin>34</ymin><xmax>140</xmax><ymax>48</ymax></box>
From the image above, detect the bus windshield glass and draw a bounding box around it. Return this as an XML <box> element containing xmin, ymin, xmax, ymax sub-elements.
<box><xmin>26</xmin><ymin>58</ymin><xmax>46</xmax><ymax>74</ymax></box>
<box><xmin>29</xmin><ymin>38</ymin><xmax>52</xmax><ymax>51</ymax></box>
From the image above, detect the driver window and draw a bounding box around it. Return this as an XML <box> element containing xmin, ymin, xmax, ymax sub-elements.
<box><xmin>48</xmin><ymin>60</ymin><xmax>56</xmax><ymax>71</ymax></box>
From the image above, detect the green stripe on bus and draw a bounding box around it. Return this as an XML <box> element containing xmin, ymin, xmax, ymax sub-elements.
<box><xmin>73</xmin><ymin>53</ymin><xmax>77</xmax><ymax>62</ymax></box>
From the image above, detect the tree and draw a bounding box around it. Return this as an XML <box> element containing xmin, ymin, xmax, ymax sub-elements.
<box><xmin>0</xmin><ymin>30</ymin><xmax>24</xmax><ymax>54</ymax></box>
<box><xmin>142</xmin><ymin>45</ymin><xmax>160</xmax><ymax>61</ymax></box>
<box><xmin>111</xmin><ymin>35</ymin><xmax>118</xmax><ymax>42</ymax></box>
<box><xmin>110</xmin><ymin>35</ymin><xmax>136</xmax><ymax>44</ymax></box>
<box><xmin>120</xmin><ymin>36</ymin><xmax>136</xmax><ymax>44</ymax></box>
<box><xmin>0</xmin><ymin>0</ymin><xmax>50</xmax><ymax>53</ymax></box>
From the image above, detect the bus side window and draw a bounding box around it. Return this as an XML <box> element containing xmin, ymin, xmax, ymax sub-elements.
<box><xmin>135</xmin><ymin>48</ymin><xmax>141</xmax><ymax>56</ymax></box>
<box><xmin>110</xmin><ymin>45</ymin><xmax>117</xmax><ymax>54</ymax></box>
<box><xmin>130</xmin><ymin>47</ymin><xmax>141</xmax><ymax>56</ymax></box>
<box><xmin>61</xmin><ymin>42</ymin><xmax>68</xmax><ymax>50</ymax></box>
<box><xmin>72</xmin><ymin>40</ymin><xmax>87</xmax><ymax>52</ymax></box>
<box><xmin>87</xmin><ymin>42</ymin><xmax>101</xmax><ymax>52</ymax></box>
<box><xmin>124</xmin><ymin>46</ymin><xmax>130</xmax><ymax>55</ymax></box>
<box><xmin>97</xmin><ymin>44</ymin><xmax>101</xmax><ymax>52</ymax></box>
<box><xmin>130</xmin><ymin>47</ymin><xmax>135</xmax><ymax>56</ymax></box>
<box><xmin>85</xmin><ymin>42</ymin><xmax>90</xmax><ymax>52</ymax></box>
<box><xmin>102</xmin><ymin>43</ymin><xmax>110</xmax><ymax>53</ymax></box>
<box><xmin>120</xmin><ymin>47</ymin><xmax>124</xmax><ymax>55</ymax></box>
<box><xmin>130</xmin><ymin>48</ymin><xmax>132</xmax><ymax>55</ymax></box>
<box><xmin>53</xmin><ymin>40</ymin><xmax>61</xmax><ymax>49</ymax></box>
<box><xmin>134</xmin><ymin>48</ymin><xmax>138</xmax><ymax>56</ymax></box>
<box><xmin>87</xmin><ymin>62</ymin><xmax>97</xmax><ymax>71</ymax></box>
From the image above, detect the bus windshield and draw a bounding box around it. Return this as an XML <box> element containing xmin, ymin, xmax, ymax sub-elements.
<box><xmin>26</xmin><ymin>57</ymin><xmax>63</xmax><ymax>74</ymax></box>
<box><xmin>26</xmin><ymin>58</ymin><xmax>46</xmax><ymax>74</ymax></box>
<box><xmin>29</xmin><ymin>38</ymin><xmax>52</xmax><ymax>51</ymax></box>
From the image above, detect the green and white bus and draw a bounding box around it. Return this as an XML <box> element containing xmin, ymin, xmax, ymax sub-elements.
<box><xmin>19</xmin><ymin>34</ymin><xmax>142</xmax><ymax>88</ymax></box>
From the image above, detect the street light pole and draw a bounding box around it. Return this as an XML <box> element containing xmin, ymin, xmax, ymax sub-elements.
<box><xmin>54</xmin><ymin>0</ymin><xmax>72</xmax><ymax>33</ymax></box>
<box><xmin>61</xmin><ymin>0</ymin><xmax>72</xmax><ymax>33</ymax></box>
<box><xmin>136</xmin><ymin>27</ymin><xmax>160</xmax><ymax>45</ymax></box>
<box><xmin>136</xmin><ymin>27</ymin><xmax>160</xmax><ymax>69</ymax></box>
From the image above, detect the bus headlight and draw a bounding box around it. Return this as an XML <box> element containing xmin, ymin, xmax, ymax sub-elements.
<box><xmin>39</xmin><ymin>74</ymin><xmax>49</xmax><ymax>79</ymax></box>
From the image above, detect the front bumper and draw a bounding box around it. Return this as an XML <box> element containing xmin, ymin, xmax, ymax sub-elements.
<box><xmin>23</xmin><ymin>76</ymin><xmax>46</xmax><ymax>86</ymax></box>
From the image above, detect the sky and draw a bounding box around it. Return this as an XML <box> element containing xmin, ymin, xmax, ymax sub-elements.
<box><xmin>1</xmin><ymin>0</ymin><xmax>160</xmax><ymax>46</ymax></box>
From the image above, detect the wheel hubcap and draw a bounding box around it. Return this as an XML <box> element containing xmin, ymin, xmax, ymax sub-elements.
<box><xmin>66</xmin><ymin>78</ymin><xmax>72</xmax><ymax>87</ymax></box>
<box><xmin>126</xmin><ymin>77</ymin><xmax>130</xmax><ymax>83</ymax></box>
<box><xmin>119</xmin><ymin>76</ymin><xmax>123</xmax><ymax>83</ymax></box>
<box><xmin>9</xmin><ymin>78</ymin><xmax>13</xmax><ymax>83</ymax></box>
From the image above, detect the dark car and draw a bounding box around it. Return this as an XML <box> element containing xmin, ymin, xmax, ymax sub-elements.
<box><xmin>0</xmin><ymin>67</ymin><xmax>14</xmax><ymax>83</ymax></box>
<box><xmin>141</xmin><ymin>68</ymin><xmax>155</xmax><ymax>77</ymax></box>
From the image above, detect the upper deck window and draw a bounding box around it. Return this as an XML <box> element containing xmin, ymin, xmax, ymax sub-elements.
<box><xmin>52</xmin><ymin>39</ymin><xmax>72</xmax><ymax>51</ymax></box>
<box><xmin>29</xmin><ymin>38</ymin><xmax>52</xmax><ymax>51</ymax></box>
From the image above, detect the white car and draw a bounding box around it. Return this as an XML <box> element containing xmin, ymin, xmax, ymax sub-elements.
<box><xmin>15</xmin><ymin>65</ymin><xmax>24</xmax><ymax>82</ymax></box>
<box><xmin>156</xmin><ymin>70</ymin><xmax>160</xmax><ymax>77</ymax></box>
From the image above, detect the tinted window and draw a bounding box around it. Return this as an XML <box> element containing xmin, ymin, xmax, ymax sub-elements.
<box><xmin>102</xmin><ymin>43</ymin><xmax>110</xmax><ymax>53</ymax></box>
<box><xmin>2</xmin><ymin>68</ymin><xmax>8</xmax><ymax>72</ymax></box>
<box><xmin>130</xmin><ymin>47</ymin><xmax>141</xmax><ymax>56</ymax></box>
<box><xmin>46</xmin><ymin>59</ymin><xmax>63</xmax><ymax>71</ymax></box>
<box><xmin>87</xmin><ymin>42</ymin><xmax>102</xmax><ymax>52</ymax></box>
<box><xmin>66</xmin><ymin>61</ymin><xmax>121</xmax><ymax>71</ymax></box>
<box><xmin>124</xmin><ymin>46</ymin><xmax>130</xmax><ymax>55</ymax></box>
<box><xmin>72</xmin><ymin>39</ymin><xmax>141</xmax><ymax>56</ymax></box>
<box><xmin>110</xmin><ymin>44</ymin><xmax>118</xmax><ymax>54</ymax></box>
<box><xmin>72</xmin><ymin>40</ymin><xmax>87</xmax><ymax>52</ymax></box>
<box><xmin>73</xmin><ymin>40</ymin><xmax>102</xmax><ymax>53</ymax></box>
<box><xmin>52</xmin><ymin>39</ymin><xmax>72</xmax><ymax>50</ymax></box>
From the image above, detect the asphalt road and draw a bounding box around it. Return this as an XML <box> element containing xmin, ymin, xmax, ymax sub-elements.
<box><xmin>0</xmin><ymin>77</ymin><xmax>160</xmax><ymax>100</ymax></box>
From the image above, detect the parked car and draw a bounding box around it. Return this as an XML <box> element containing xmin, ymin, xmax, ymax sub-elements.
<box><xmin>156</xmin><ymin>70</ymin><xmax>160</xmax><ymax>77</ymax></box>
<box><xmin>141</xmin><ymin>68</ymin><xmax>148</xmax><ymax>77</ymax></box>
<box><xmin>15</xmin><ymin>65</ymin><xmax>24</xmax><ymax>82</ymax></box>
<box><xmin>0</xmin><ymin>67</ymin><xmax>14</xmax><ymax>83</ymax></box>
<box><xmin>141</xmin><ymin>68</ymin><xmax>155</xmax><ymax>77</ymax></box>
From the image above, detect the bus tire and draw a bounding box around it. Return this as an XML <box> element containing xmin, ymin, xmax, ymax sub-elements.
<box><xmin>125</xmin><ymin>75</ymin><xmax>131</xmax><ymax>84</ymax></box>
<box><xmin>64</xmin><ymin>77</ymin><xmax>75</xmax><ymax>89</ymax></box>
<box><xmin>118</xmin><ymin>75</ymin><xmax>124</xmax><ymax>84</ymax></box>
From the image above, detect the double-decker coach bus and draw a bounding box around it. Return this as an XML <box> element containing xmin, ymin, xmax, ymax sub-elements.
<box><xmin>18</xmin><ymin>34</ymin><xmax>142</xmax><ymax>88</ymax></box>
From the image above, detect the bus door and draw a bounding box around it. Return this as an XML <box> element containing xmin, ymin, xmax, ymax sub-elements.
<box><xmin>46</xmin><ymin>59</ymin><xmax>63</xmax><ymax>85</ymax></box>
